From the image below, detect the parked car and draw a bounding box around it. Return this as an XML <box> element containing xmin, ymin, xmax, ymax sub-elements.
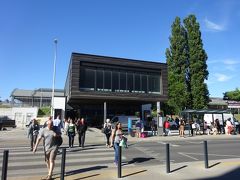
<box><xmin>0</xmin><ymin>118</ymin><xmax>16</xmax><ymax>130</ymax></box>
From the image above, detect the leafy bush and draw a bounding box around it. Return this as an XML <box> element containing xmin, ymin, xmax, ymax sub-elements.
<box><xmin>38</xmin><ymin>107</ymin><xmax>51</xmax><ymax>116</ymax></box>
<box><xmin>234</xmin><ymin>114</ymin><xmax>240</xmax><ymax>121</ymax></box>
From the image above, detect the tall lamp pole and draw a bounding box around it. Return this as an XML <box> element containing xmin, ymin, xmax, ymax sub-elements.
<box><xmin>51</xmin><ymin>38</ymin><xmax>58</xmax><ymax>118</ymax></box>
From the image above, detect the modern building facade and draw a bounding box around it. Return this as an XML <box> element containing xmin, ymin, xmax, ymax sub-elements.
<box><xmin>65</xmin><ymin>53</ymin><xmax>168</xmax><ymax>126</ymax></box>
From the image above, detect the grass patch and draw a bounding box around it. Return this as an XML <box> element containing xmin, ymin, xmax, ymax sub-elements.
<box><xmin>234</xmin><ymin>114</ymin><xmax>240</xmax><ymax>121</ymax></box>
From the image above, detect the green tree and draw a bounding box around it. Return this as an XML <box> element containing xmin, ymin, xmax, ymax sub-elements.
<box><xmin>183</xmin><ymin>15</ymin><xmax>209</xmax><ymax>109</ymax></box>
<box><xmin>166</xmin><ymin>17</ymin><xmax>190</xmax><ymax>114</ymax></box>
<box><xmin>223</xmin><ymin>88</ymin><xmax>240</xmax><ymax>101</ymax></box>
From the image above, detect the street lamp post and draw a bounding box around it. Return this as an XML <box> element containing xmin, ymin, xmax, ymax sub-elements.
<box><xmin>51</xmin><ymin>39</ymin><xmax>58</xmax><ymax>118</ymax></box>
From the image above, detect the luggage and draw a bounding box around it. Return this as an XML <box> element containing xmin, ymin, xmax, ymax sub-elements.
<box><xmin>140</xmin><ymin>132</ymin><xmax>147</xmax><ymax>138</ymax></box>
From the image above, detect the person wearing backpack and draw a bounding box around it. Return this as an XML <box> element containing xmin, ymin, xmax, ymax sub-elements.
<box><xmin>103</xmin><ymin>118</ymin><xmax>112</xmax><ymax>147</ymax></box>
<box><xmin>66</xmin><ymin>118</ymin><xmax>76</xmax><ymax>148</ymax></box>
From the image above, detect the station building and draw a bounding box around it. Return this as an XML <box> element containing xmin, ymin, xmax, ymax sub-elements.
<box><xmin>65</xmin><ymin>53</ymin><xmax>168</xmax><ymax>126</ymax></box>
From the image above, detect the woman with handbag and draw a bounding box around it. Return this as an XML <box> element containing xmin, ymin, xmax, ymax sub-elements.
<box><xmin>110</xmin><ymin>122</ymin><xmax>124</xmax><ymax>166</ymax></box>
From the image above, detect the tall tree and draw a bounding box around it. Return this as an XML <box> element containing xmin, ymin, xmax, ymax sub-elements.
<box><xmin>183</xmin><ymin>15</ymin><xmax>209</xmax><ymax>109</ymax></box>
<box><xmin>223</xmin><ymin>88</ymin><xmax>240</xmax><ymax>101</ymax></box>
<box><xmin>166</xmin><ymin>17</ymin><xmax>190</xmax><ymax>114</ymax></box>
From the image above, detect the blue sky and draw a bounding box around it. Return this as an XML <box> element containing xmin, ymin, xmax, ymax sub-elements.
<box><xmin>0</xmin><ymin>0</ymin><xmax>240</xmax><ymax>100</ymax></box>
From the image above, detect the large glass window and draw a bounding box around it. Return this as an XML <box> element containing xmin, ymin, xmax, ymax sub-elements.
<box><xmin>96</xmin><ymin>70</ymin><xmax>103</xmax><ymax>91</ymax></box>
<box><xmin>112</xmin><ymin>71</ymin><xmax>119</xmax><ymax>92</ymax></box>
<box><xmin>79</xmin><ymin>66</ymin><xmax>161</xmax><ymax>94</ymax></box>
<box><xmin>104</xmin><ymin>71</ymin><xmax>112</xmax><ymax>91</ymax></box>
<box><xmin>148</xmin><ymin>74</ymin><xmax>160</xmax><ymax>94</ymax></box>
<box><xmin>141</xmin><ymin>75</ymin><xmax>148</xmax><ymax>93</ymax></box>
<box><xmin>127</xmin><ymin>73</ymin><xmax>133</xmax><ymax>92</ymax></box>
<box><xmin>80</xmin><ymin>68</ymin><xmax>95</xmax><ymax>90</ymax></box>
<box><xmin>134</xmin><ymin>73</ymin><xmax>141</xmax><ymax>92</ymax></box>
<box><xmin>120</xmin><ymin>72</ymin><xmax>126</xmax><ymax>92</ymax></box>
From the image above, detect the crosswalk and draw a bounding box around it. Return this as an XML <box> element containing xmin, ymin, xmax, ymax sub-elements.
<box><xmin>0</xmin><ymin>144</ymin><xmax>128</xmax><ymax>178</ymax></box>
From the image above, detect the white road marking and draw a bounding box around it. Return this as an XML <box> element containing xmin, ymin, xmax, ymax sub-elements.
<box><xmin>157</xmin><ymin>142</ymin><xmax>180</xmax><ymax>147</ymax></box>
<box><xmin>178</xmin><ymin>152</ymin><xmax>199</xmax><ymax>160</ymax></box>
<box><xmin>184</xmin><ymin>141</ymin><xmax>203</xmax><ymax>144</ymax></box>
<box><xmin>183</xmin><ymin>152</ymin><xmax>240</xmax><ymax>158</ymax></box>
<box><xmin>0</xmin><ymin>145</ymin><xmax>113</xmax><ymax>152</ymax></box>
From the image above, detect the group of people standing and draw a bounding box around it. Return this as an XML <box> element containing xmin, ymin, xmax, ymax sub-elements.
<box><xmin>162</xmin><ymin>116</ymin><xmax>238</xmax><ymax>137</ymax></box>
<box><xmin>163</xmin><ymin>117</ymin><xmax>187</xmax><ymax>137</ymax></box>
<box><xmin>64</xmin><ymin>117</ymin><xmax>88</xmax><ymax>148</ymax></box>
<box><xmin>204</xmin><ymin>118</ymin><xmax>238</xmax><ymax>135</ymax></box>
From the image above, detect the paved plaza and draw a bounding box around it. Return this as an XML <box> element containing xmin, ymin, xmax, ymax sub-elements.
<box><xmin>0</xmin><ymin>128</ymin><xmax>240</xmax><ymax>180</ymax></box>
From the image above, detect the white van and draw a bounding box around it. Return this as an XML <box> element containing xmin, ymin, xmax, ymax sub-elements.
<box><xmin>111</xmin><ymin>115</ymin><xmax>138</xmax><ymax>130</ymax></box>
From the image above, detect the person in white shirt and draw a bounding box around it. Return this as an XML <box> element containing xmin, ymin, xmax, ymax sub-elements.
<box><xmin>53</xmin><ymin>114</ymin><xmax>63</xmax><ymax>134</ymax></box>
<box><xmin>103</xmin><ymin>119</ymin><xmax>112</xmax><ymax>147</ymax></box>
<box><xmin>226</xmin><ymin>118</ymin><xmax>233</xmax><ymax>135</ymax></box>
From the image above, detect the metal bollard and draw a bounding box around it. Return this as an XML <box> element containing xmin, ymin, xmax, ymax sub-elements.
<box><xmin>166</xmin><ymin>143</ymin><xmax>170</xmax><ymax>173</ymax></box>
<box><xmin>60</xmin><ymin>148</ymin><xmax>66</xmax><ymax>180</ymax></box>
<box><xmin>204</xmin><ymin>141</ymin><xmax>208</xmax><ymax>169</ymax></box>
<box><xmin>1</xmin><ymin>150</ymin><xmax>9</xmax><ymax>180</ymax></box>
<box><xmin>118</xmin><ymin>145</ymin><xmax>122</xmax><ymax>178</ymax></box>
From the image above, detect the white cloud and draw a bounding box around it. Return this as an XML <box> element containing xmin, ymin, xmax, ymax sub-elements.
<box><xmin>207</xmin><ymin>60</ymin><xmax>220</xmax><ymax>64</ymax></box>
<box><xmin>208</xmin><ymin>58</ymin><xmax>240</xmax><ymax>72</ymax></box>
<box><xmin>225</xmin><ymin>65</ymin><xmax>236</xmax><ymax>71</ymax></box>
<box><xmin>204</xmin><ymin>18</ymin><xmax>225</xmax><ymax>31</ymax></box>
<box><xmin>223</xmin><ymin>59</ymin><xmax>239</xmax><ymax>65</ymax></box>
<box><xmin>214</xmin><ymin>73</ymin><xmax>232</xmax><ymax>82</ymax></box>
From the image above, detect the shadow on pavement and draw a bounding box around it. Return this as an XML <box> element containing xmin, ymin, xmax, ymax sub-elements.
<box><xmin>65</xmin><ymin>165</ymin><xmax>108</xmax><ymax>176</ymax></box>
<box><xmin>170</xmin><ymin>165</ymin><xmax>188</xmax><ymax>173</ymax></box>
<box><xmin>65</xmin><ymin>147</ymin><xmax>96</xmax><ymax>153</ymax></box>
<box><xmin>127</xmin><ymin>157</ymin><xmax>155</xmax><ymax>164</ymax></box>
<box><xmin>122</xmin><ymin>170</ymin><xmax>147</xmax><ymax>178</ymax></box>
<box><xmin>72</xmin><ymin>173</ymin><xmax>100</xmax><ymax>180</ymax></box>
<box><xmin>127</xmin><ymin>142</ymin><xmax>138</xmax><ymax>146</ymax></box>
<box><xmin>84</xmin><ymin>144</ymin><xmax>105</xmax><ymax>147</ymax></box>
<box><xmin>209</xmin><ymin>162</ymin><xmax>221</xmax><ymax>168</ymax></box>
<box><xmin>199</xmin><ymin>167</ymin><xmax>240</xmax><ymax>180</ymax></box>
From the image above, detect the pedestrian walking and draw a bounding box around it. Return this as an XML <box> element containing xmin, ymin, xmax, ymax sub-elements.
<box><xmin>190</xmin><ymin>120</ymin><xmax>194</xmax><ymax>136</ymax></box>
<box><xmin>33</xmin><ymin>118</ymin><xmax>61</xmax><ymax>180</ymax></box>
<box><xmin>226</xmin><ymin>118</ymin><xmax>234</xmax><ymax>135</ymax></box>
<box><xmin>27</xmin><ymin>118</ymin><xmax>40</xmax><ymax>151</ymax></box>
<box><xmin>103</xmin><ymin>118</ymin><xmax>112</xmax><ymax>147</ymax></box>
<box><xmin>76</xmin><ymin>118</ymin><xmax>88</xmax><ymax>148</ymax></box>
<box><xmin>215</xmin><ymin>119</ymin><xmax>221</xmax><ymax>134</ymax></box>
<box><xmin>135</xmin><ymin>119</ymin><xmax>142</xmax><ymax>138</ymax></box>
<box><xmin>151</xmin><ymin>119</ymin><xmax>157</xmax><ymax>136</ymax></box>
<box><xmin>164</xmin><ymin>120</ymin><xmax>170</xmax><ymax>136</ymax></box>
<box><xmin>110</xmin><ymin>122</ymin><xmax>124</xmax><ymax>166</ymax></box>
<box><xmin>53</xmin><ymin>114</ymin><xmax>63</xmax><ymax>134</ymax></box>
<box><xmin>67</xmin><ymin>118</ymin><xmax>76</xmax><ymax>148</ymax></box>
<box><xmin>179</xmin><ymin>119</ymin><xmax>185</xmax><ymax>137</ymax></box>
<box><xmin>64</xmin><ymin>117</ymin><xmax>70</xmax><ymax>135</ymax></box>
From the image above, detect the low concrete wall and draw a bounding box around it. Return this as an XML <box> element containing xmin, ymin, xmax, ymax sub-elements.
<box><xmin>0</xmin><ymin>107</ymin><xmax>38</xmax><ymax>129</ymax></box>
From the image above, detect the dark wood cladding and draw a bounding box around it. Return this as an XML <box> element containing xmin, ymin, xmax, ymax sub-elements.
<box><xmin>65</xmin><ymin>53</ymin><xmax>168</xmax><ymax>104</ymax></box>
